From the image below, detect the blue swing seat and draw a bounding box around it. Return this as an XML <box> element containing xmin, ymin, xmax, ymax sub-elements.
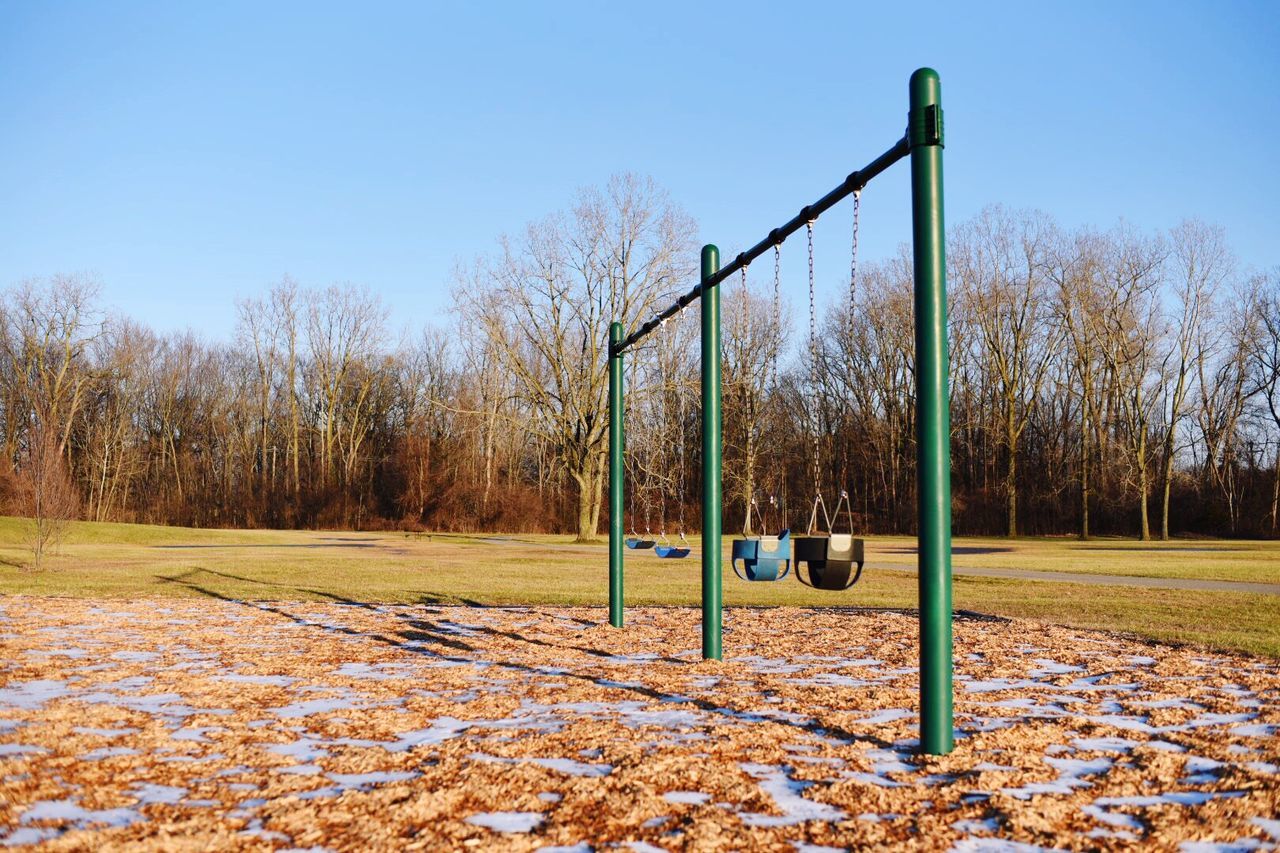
<box><xmin>655</xmin><ymin>532</ymin><xmax>692</xmax><ymax>559</ymax></box>
<box><xmin>625</xmin><ymin>537</ymin><xmax>655</xmax><ymax>550</ymax></box>
<box><xmin>731</xmin><ymin>529</ymin><xmax>791</xmax><ymax>581</ymax></box>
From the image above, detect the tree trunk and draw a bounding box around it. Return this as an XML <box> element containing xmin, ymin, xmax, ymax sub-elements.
<box><xmin>1006</xmin><ymin>450</ymin><xmax>1018</xmax><ymax>538</ymax></box>
<box><xmin>1079</xmin><ymin>408</ymin><xmax>1090</xmax><ymax>540</ymax></box>
<box><xmin>574</xmin><ymin>472</ymin><xmax>596</xmax><ymax>543</ymax></box>
<box><xmin>1272</xmin><ymin>445</ymin><xmax>1280</xmax><ymax>532</ymax></box>
<box><xmin>1138</xmin><ymin>452</ymin><xmax>1150</xmax><ymax>541</ymax></box>
<box><xmin>1160</xmin><ymin>451</ymin><xmax>1173</xmax><ymax>541</ymax></box>
<box><xmin>570</xmin><ymin>452</ymin><xmax>606</xmax><ymax>543</ymax></box>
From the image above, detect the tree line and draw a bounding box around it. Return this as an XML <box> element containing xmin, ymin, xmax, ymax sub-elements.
<box><xmin>2</xmin><ymin>173</ymin><xmax>1277</xmax><ymax>547</ymax></box>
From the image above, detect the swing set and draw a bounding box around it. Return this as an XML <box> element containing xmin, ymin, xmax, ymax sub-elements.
<box><xmin>727</xmin><ymin>194</ymin><xmax>870</xmax><ymax>591</ymax></box>
<box><xmin>607</xmin><ymin>69</ymin><xmax>954</xmax><ymax>755</ymax></box>
<box><xmin>624</xmin><ymin>352</ymin><xmax>693</xmax><ymax>560</ymax></box>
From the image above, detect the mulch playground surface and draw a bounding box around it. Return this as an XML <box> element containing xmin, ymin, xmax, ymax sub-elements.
<box><xmin>0</xmin><ymin>599</ymin><xmax>1276</xmax><ymax>851</ymax></box>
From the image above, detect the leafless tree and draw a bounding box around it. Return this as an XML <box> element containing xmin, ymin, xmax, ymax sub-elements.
<box><xmin>1156</xmin><ymin>220</ymin><xmax>1232</xmax><ymax>538</ymax></box>
<box><xmin>952</xmin><ymin>206</ymin><xmax>1062</xmax><ymax>536</ymax></box>
<box><xmin>455</xmin><ymin>174</ymin><xmax>696</xmax><ymax>541</ymax></box>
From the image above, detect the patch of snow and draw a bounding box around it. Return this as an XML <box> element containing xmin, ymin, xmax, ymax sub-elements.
<box><xmin>110</xmin><ymin>651</ymin><xmax>158</xmax><ymax>662</ymax></box>
<box><xmin>0</xmin><ymin>680</ymin><xmax>72</xmax><ymax>711</ymax></box>
<box><xmin>1080</xmin><ymin>804</ymin><xmax>1142</xmax><ymax>830</ymax></box>
<box><xmin>218</xmin><ymin>673</ymin><xmax>298</xmax><ymax>686</ymax></box>
<box><xmin>276</xmin><ymin>763</ymin><xmax>324</xmax><ymax>776</ymax></box>
<box><xmin>953</xmin><ymin>817</ymin><xmax>1000</xmax><ymax>834</ymax></box>
<box><xmin>950</xmin><ymin>840</ymin><xmax>1065</xmax><ymax>852</ymax></box>
<box><xmin>387</xmin><ymin>717</ymin><xmax>471</xmax><ymax>751</ymax></box>
<box><xmin>83</xmin><ymin>747</ymin><xmax>141</xmax><ymax>760</ymax></box>
<box><xmin>72</xmin><ymin>726</ymin><xmax>135</xmax><ymax>737</ymax></box>
<box><xmin>0</xmin><ymin>827</ymin><xmax>62</xmax><ymax>846</ymax></box>
<box><xmin>852</xmin><ymin>709</ymin><xmax>912</xmax><ymax>725</ymax></box>
<box><xmin>1071</xmin><ymin>737</ymin><xmax>1139</xmax><ymax>753</ymax></box>
<box><xmin>327</xmin><ymin>771</ymin><xmax>418</xmax><ymax>790</ymax></box>
<box><xmin>1029</xmin><ymin>660</ymin><xmax>1085</xmax><ymax>676</ymax></box>
<box><xmin>130</xmin><ymin>784</ymin><xmax>187</xmax><ymax>805</ymax></box>
<box><xmin>20</xmin><ymin>798</ymin><xmax>141</xmax><ymax>828</ymax></box>
<box><xmin>464</xmin><ymin>811</ymin><xmax>544</xmax><ymax>832</ymax></box>
<box><xmin>738</xmin><ymin>764</ymin><xmax>845</xmax><ymax>827</ymax></box>
<box><xmin>1252</xmin><ymin>818</ymin><xmax>1280</xmax><ymax>842</ymax></box>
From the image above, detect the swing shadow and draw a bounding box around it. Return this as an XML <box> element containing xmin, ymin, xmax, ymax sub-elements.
<box><xmin>158</xmin><ymin>565</ymin><xmax>686</xmax><ymax>664</ymax></box>
<box><xmin>156</xmin><ymin>567</ymin><xmax>896</xmax><ymax>752</ymax></box>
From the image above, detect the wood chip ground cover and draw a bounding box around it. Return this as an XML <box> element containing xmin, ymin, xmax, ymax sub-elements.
<box><xmin>0</xmin><ymin>599</ymin><xmax>1276</xmax><ymax>851</ymax></box>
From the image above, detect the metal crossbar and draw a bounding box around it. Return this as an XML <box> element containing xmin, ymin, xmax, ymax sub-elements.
<box><xmin>610</xmin><ymin>134</ymin><xmax>910</xmax><ymax>357</ymax></box>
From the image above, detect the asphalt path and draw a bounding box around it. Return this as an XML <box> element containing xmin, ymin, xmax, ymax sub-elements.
<box><xmin>866</xmin><ymin>560</ymin><xmax>1280</xmax><ymax>595</ymax></box>
<box><xmin>475</xmin><ymin>537</ymin><xmax>1280</xmax><ymax>596</ymax></box>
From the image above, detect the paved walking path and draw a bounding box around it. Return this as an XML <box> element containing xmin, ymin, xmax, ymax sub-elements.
<box><xmin>869</xmin><ymin>560</ymin><xmax>1280</xmax><ymax>595</ymax></box>
<box><xmin>478</xmin><ymin>536</ymin><xmax>1280</xmax><ymax>596</ymax></box>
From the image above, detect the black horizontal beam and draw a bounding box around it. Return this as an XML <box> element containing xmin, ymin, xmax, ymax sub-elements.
<box><xmin>611</xmin><ymin>133</ymin><xmax>910</xmax><ymax>356</ymax></box>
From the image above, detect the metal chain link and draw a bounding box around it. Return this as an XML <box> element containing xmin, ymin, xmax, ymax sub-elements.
<box><xmin>849</xmin><ymin>189</ymin><xmax>861</xmax><ymax>339</ymax></box>
<box><xmin>676</xmin><ymin>351</ymin><xmax>686</xmax><ymax>533</ymax></box>
<box><xmin>771</xmin><ymin>244</ymin><xmax>781</xmax><ymax>393</ymax></box>
<box><xmin>806</xmin><ymin>220</ymin><xmax>821</xmax><ymax>500</ymax></box>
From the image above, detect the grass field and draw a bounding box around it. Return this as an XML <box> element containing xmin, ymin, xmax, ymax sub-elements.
<box><xmin>1</xmin><ymin>516</ymin><xmax>1278</xmax><ymax>657</ymax></box>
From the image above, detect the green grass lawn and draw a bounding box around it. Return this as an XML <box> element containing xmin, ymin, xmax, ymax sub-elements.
<box><xmin>2</xmin><ymin>516</ymin><xmax>1278</xmax><ymax>658</ymax></box>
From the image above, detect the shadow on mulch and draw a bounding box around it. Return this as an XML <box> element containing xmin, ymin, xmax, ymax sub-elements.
<box><xmin>155</xmin><ymin>567</ymin><xmax>900</xmax><ymax>751</ymax></box>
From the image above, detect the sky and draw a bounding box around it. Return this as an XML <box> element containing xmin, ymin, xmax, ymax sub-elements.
<box><xmin>2</xmin><ymin>1</ymin><xmax>1278</xmax><ymax>340</ymax></box>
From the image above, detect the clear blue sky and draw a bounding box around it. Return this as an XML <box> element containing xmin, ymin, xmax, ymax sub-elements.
<box><xmin>2</xmin><ymin>1</ymin><xmax>1277</xmax><ymax>338</ymax></box>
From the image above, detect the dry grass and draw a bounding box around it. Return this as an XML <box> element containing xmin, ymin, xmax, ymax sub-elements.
<box><xmin>1</xmin><ymin>518</ymin><xmax>1278</xmax><ymax>657</ymax></box>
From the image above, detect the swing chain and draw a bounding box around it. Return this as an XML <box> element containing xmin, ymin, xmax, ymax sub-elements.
<box><xmin>806</xmin><ymin>220</ymin><xmax>822</xmax><ymax>501</ymax></box>
<box><xmin>849</xmin><ymin>189</ymin><xmax>861</xmax><ymax>339</ymax></box>
<box><xmin>771</xmin><ymin>243</ymin><xmax>782</xmax><ymax>392</ymax></box>
<box><xmin>676</xmin><ymin>357</ymin><xmax>687</xmax><ymax>536</ymax></box>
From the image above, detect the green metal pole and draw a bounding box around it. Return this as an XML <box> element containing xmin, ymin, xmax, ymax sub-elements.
<box><xmin>609</xmin><ymin>321</ymin><xmax>625</xmax><ymax>628</ymax></box>
<box><xmin>909</xmin><ymin>67</ymin><xmax>954</xmax><ymax>756</ymax></box>
<box><xmin>700</xmin><ymin>245</ymin><xmax>722</xmax><ymax>660</ymax></box>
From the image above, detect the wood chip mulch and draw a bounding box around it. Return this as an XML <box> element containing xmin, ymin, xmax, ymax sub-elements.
<box><xmin>0</xmin><ymin>597</ymin><xmax>1276</xmax><ymax>851</ymax></box>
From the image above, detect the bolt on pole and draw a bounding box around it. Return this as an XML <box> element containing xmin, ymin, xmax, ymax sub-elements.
<box><xmin>908</xmin><ymin>67</ymin><xmax>954</xmax><ymax>756</ymax></box>
<box><xmin>700</xmin><ymin>245</ymin><xmax>723</xmax><ymax>660</ymax></box>
<box><xmin>608</xmin><ymin>321</ymin><xmax>625</xmax><ymax>628</ymax></box>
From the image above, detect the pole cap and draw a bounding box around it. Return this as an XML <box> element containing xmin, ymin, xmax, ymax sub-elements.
<box><xmin>908</xmin><ymin>68</ymin><xmax>944</xmax><ymax>148</ymax></box>
<box><xmin>701</xmin><ymin>244</ymin><xmax>720</xmax><ymax>280</ymax></box>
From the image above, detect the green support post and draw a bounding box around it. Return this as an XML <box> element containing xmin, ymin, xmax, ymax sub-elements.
<box><xmin>608</xmin><ymin>321</ymin><xmax>625</xmax><ymax>628</ymax></box>
<box><xmin>909</xmin><ymin>67</ymin><xmax>954</xmax><ymax>756</ymax></box>
<box><xmin>700</xmin><ymin>245</ymin><xmax>722</xmax><ymax>660</ymax></box>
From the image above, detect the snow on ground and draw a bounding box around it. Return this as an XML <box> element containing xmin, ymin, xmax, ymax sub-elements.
<box><xmin>0</xmin><ymin>598</ymin><xmax>1276</xmax><ymax>850</ymax></box>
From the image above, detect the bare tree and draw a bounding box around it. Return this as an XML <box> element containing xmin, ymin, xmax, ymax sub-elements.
<box><xmin>19</xmin><ymin>418</ymin><xmax>79</xmax><ymax>570</ymax></box>
<box><xmin>952</xmin><ymin>206</ymin><xmax>1062</xmax><ymax>536</ymax></box>
<box><xmin>1048</xmin><ymin>227</ymin><xmax>1108</xmax><ymax>538</ymax></box>
<box><xmin>1155</xmin><ymin>220</ymin><xmax>1232</xmax><ymax>538</ymax></box>
<box><xmin>1094</xmin><ymin>226</ymin><xmax>1168</xmax><ymax>539</ymax></box>
<box><xmin>304</xmin><ymin>284</ymin><xmax>388</xmax><ymax>487</ymax></box>
<box><xmin>723</xmin><ymin>279</ymin><xmax>784</xmax><ymax>534</ymax></box>
<box><xmin>456</xmin><ymin>174</ymin><xmax>696</xmax><ymax>541</ymax></box>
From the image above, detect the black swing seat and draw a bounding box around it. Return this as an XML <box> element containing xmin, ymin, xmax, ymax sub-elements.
<box><xmin>794</xmin><ymin>534</ymin><xmax>865</xmax><ymax>590</ymax></box>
